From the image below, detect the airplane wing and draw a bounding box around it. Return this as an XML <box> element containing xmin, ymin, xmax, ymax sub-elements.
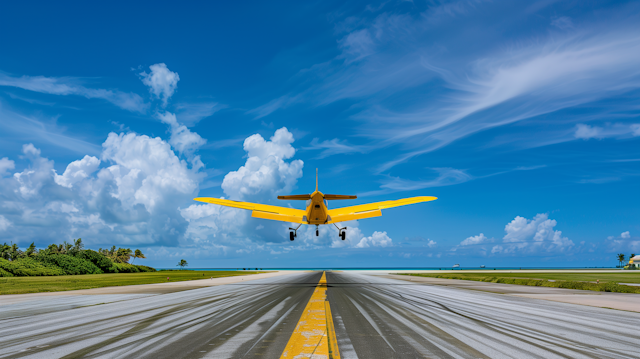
<box><xmin>193</xmin><ymin>197</ymin><xmax>307</xmax><ymax>224</ymax></box>
<box><xmin>326</xmin><ymin>196</ymin><xmax>437</xmax><ymax>223</ymax></box>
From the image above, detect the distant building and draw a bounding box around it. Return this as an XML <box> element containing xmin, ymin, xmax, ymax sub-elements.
<box><xmin>628</xmin><ymin>255</ymin><xmax>640</xmax><ymax>269</ymax></box>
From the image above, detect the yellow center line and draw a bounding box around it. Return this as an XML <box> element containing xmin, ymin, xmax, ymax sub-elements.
<box><xmin>280</xmin><ymin>271</ymin><xmax>340</xmax><ymax>359</ymax></box>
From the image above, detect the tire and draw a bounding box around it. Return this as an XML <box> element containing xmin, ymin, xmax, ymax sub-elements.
<box><xmin>290</xmin><ymin>232</ymin><xmax>295</xmax><ymax>241</ymax></box>
<box><xmin>316</xmin><ymin>230</ymin><xmax>319</xmax><ymax>236</ymax></box>
<box><xmin>341</xmin><ymin>232</ymin><xmax>346</xmax><ymax>240</ymax></box>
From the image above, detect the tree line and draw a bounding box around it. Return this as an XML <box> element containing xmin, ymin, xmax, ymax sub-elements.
<box><xmin>0</xmin><ymin>239</ymin><xmax>154</xmax><ymax>277</ymax></box>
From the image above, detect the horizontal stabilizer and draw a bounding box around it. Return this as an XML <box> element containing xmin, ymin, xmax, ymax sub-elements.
<box><xmin>277</xmin><ymin>194</ymin><xmax>311</xmax><ymax>200</ymax></box>
<box><xmin>324</xmin><ymin>194</ymin><xmax>357</xmax><ymax>200</ymax></box>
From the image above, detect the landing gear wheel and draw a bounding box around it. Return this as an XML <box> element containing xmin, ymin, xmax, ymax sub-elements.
<box><xmin>316</xmin><ymin>230</ymin><xmax>319</xmax><ymax>236</ymax></box>
<box><xmin>290</xmin><ymin>232</ymin><xmax>295</xmax><ymax>241</ymax></box>
<box><xmin>341</xmin><ymin>231</ymin><xmax>346</xmax><ymax>240</ymax></box>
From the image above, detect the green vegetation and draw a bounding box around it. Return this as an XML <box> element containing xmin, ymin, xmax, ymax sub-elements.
<box><xmin>0</xmin><ymin>270</ymin><xmax>259</xmax><ymax>295</ymax></box>
<box><xmin>0</xmin><ymin>258</ymin><xmax>65</xmax><ymax>276</ymax></box>
<box><xmin>400</xmin><ymin>272</ymin><xmax>640</xmax><ymax>294</ymax></box>
<box><xmin>177</xmin><ymin>259</ymin><xmax>188</xmax><ymax>268</ymax></box>
<box><xmin>0</xmin><ymin>239</ymin><xmax>154</xmax><ymax>279</ymax></box>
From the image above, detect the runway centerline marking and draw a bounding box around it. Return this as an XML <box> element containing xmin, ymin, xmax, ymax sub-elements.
<box><xmin>280</xmin><ymin>271</ymin><xmax>340</xmax><ymax>359</ymax></box>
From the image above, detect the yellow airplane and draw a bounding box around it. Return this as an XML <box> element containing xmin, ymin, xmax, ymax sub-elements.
<box><xmin>194</xmin><ymin>169</ymin><xmax>437</xmax><ymax>241</ymax></box>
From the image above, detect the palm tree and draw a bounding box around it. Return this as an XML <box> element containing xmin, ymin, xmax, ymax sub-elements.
<box><xmin>8</xmin><ymin>243</ymin><xmax>21</xmax><ymax>260</ymax></box>
<box><xmin>177</xmin><ymin>259</ymin><xmax>188</xmax><ymax>268</ymax></box>
<box><xmin>617</xmin><ymin>253</ymin><xmax>626</xmax><ymax>268</ymax></box>
<box><xmin>24</xmin><ymin>242</ymin><xmax>37</xmax><ymax>257</ymax></box>
<box><xmin>0</xmin><ymin>243</ymin><xmax>10</xmax><ymax>260</ymax></box>
<box><xmin>73</xmin><ymin>238</ymin><xmax>84</xmax><ymax>252</ymax></box>
<box><xmin>132</xmin><ymin>249</ymin><xmax>146</xmax><ymax>264</ymax></box>
<box><xmin>115</xmin><ymin>248</ymin><xmax>133</xmax><ymax>263</ymax></box>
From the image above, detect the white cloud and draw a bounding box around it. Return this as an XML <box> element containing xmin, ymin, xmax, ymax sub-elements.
<box><xmin>493</xmin><ymin>213</ymin><xmax>574</xmax><ymax>254</ymax></box>
<box><xmin>254</xmin><ymin>7</ymin><xmax>640</xmax><ymax>171</ymax></box>
<box><xmin>574</xmin><ymin>123</ymin><xmax>640</xmax><ymax>140</ymax></box>
<box><xmin>157</xmin><ymin>112</ymin><xmax>206</xmax><ymax>156</ymax></box>
<box><xmin>0</xmin><ymin>157</ymin><xmax>15</xmax><ymax>177</ymax></box>
<box><xmin>305</xmin><ymin>138</ymin><xmax>368</xmax><ymax>159</ymax></box>
<box><xmin>54</xmin><ymin>155</ymin><xmax>100</xmax><ymax>188</ymax></box>
<box><xmin>222</xmin><ymin>127</ymin><xmax>303</xmax><ymax>201</ymax></box>
<box><xmin>0</xmin><ymin>215</ymin><xmax>11</xmax><ymax>231</ymax></box>
<box><xmin>427</xmin><ymin>239</ymin><xmax>437</xmax><ymax>248</ymax></box>
<box><xmin>460</xmin><ymin>233</ymin><xmax>490</xmax><ymax>246</ymax></box>
<box><xmin>355</xmin><ymin>231</ymin><xmax>392</xmax><ymax>248</ymax></box>
<box><xmin>140</xmin><ymin>63</ymin><xmax>180</xmax><ymax>106</ymax></box>
<box><xmin>338</xmin><ymin>29</ymin><xmax>375</xmax><ymax>63</ymax></box>
<box><xmin>606</xmin><ymin>231</ymin><xmax>640</xmax><ymax>253</ymax></box>
<box><xmin>175</xmin><ymin>102</ymin><xmax>221</xmax><ymax>126</ymax></box>
<box><xmin>0</xmin><ymin>73</ymin><xmax>147</xmax><ymax>113</ymax></box>
<box><xmin>574</xmin><ymin>124</ymin><xmax>602</xmax><ymax>139</ymax></box>
<box><xmin>100</xmin><ymin>132</ymin><xmax>201</xmax><ymax>211</ymax></box>
<box><xmin>13</xmin><ymin>144</ymin><xmax>55</xmax><ymax>199</ymax></box>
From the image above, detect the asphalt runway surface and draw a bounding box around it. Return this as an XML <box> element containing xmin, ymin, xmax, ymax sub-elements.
<box><xmin>1</xmin><ymin>271</ymin><xmax>639</xmax><ymax>359</ymax></box>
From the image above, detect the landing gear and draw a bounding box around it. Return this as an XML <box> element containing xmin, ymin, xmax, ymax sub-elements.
<box><xmin>315</xmin><ymin>225</ymin><xmax>319</xmax><ymax>237</ymax></box>
<box><xmin>334</xmin><ymin>223</ymin><xmax>347</xmax><ymax>240</ymax></box>
<box><xmin>288</xmin><ymin>223</ymin><xmax>302</xmax><ymax>241</ymax></box>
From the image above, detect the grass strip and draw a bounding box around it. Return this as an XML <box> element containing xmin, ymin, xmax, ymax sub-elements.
<box><xmin>399</xmin><ymin>272</ymin><xmax>640</xmax><ymax>294</ymax></box>
<box><xmin>0</xmin><ymin>270</ymin><xmax>260</xmax><ymax>295</ymax></box>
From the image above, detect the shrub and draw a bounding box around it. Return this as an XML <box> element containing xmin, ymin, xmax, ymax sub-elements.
<box><xmin>0</xmin><ymin>258</ymin><xmax>65</xmax><ymax>276</ymax></box>
<box><xmin>35</xmin><ymin>254</ymin><xmax>102</xmax><ymax>275</ymax></box>
<box><xmin>112</xmin><ymin>263</ymin><xmax>140</xmax><ymax>273</ymax></box>
<box><xmin>135</xmin><ymin>265</ymin><xmax>156</xmax><ymax>272</ymax></box>
<box><xmin>0</xmin><ymin>268</ymin><xmax>14</xmax><ymax>277</ymax></box>
<box><xmin>76</xmin><ymin>250</ymin><xmax>117</xmax><ymax>273</ymax></box>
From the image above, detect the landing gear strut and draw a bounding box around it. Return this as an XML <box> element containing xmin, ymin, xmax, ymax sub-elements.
<box><xmin>334</xmin><ymin>223</ymin><xmax>347</xmax><ymax>240</ymax></box>
<box><xmin>288</xmin><ymin>224</ymin><xmax>302</xmax><ymax>241</ymax></box>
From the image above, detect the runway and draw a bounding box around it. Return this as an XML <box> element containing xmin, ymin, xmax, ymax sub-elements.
<box><xmin>1</xmin><ymin>271</ymin><xmax>639</xmax><ymax>358</ymax></box>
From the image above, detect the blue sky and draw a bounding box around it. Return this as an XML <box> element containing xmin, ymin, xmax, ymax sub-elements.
<box><xmin>0</xmin><ymin>0</ymin><xmax>638</xmax><ymax>268</ymax></box>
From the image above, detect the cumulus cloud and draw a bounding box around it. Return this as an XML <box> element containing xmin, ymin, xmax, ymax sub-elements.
<box><xmin>54</xmin><ymin>155</ymin><xmax>100</xmax><ymax>188</ymax></box>
<box><xmin>0</xmin><ymin>215</ymin><xmax>11</xmax><ymax>231</ymax></box>
<box><xmin>0</xmin><ymin>129</ymin><xmax>204</xmax><ymax>247</ymax></box>
<box><xmin>140</xmin><ymin>63</ymin><xmax>180</xmax><ymax>106</ymax></box>
<box><xmin>605</xmin><ymin>231</ymin><xmax>640</xmax><ymax>253</ymax></box>
<box><xmin>180</xmin><ymin>127</ymin><xmax>304</xmax><ymax>246</ymax></box>
<box><xmin>427</xmin><ymin>239</ymin><xmax>437</xmax><ymax>248</ymax></box>
<box><xmin>157</xmin><ymin>112</ymin><xmax>206</xmax><ymax>156</ymax></box>
<box><xmin>355</xmin><ymin>231</ymin><xmax>392</xmax><ymax>248</ymax></box>
<box><xmin>0</xmin><ymin>158</ymin><xmax>15</xmax><ymax>177</ymax></box>
<box><xmin>0</xmin><ymin>73</ymin><xmax>147</xmax><ymax>113</ymax></box>
<box><xmin>492</xmin><ymin>213</ymin><xmax>574</xmax><ymax>254</ymax></box>
<box><xmin>460</xmin><ymin>233</ymin><xmax>490</xmax><ymax>246</ymax></box>
<box><xmin>221</xmin><ymin>127</ymin><xmax>303</xmax><ymax>201</ymax></box>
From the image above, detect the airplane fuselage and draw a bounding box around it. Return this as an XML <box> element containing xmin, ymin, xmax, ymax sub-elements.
<box><xmin>306</xmin><ymin>191</ymin><xmax>329</xmax><ymax>224</ymax></box>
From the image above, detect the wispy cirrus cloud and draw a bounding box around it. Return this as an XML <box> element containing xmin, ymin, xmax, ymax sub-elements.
<box><xmin>304</xmin><ymin>138</ymin><xmax>370</xmax><ymax>159</ymax></box>
<box><xmin>0</xmin><ymin>105</ymin><xmax>101</xmax><ymax>155</ymax></box>
<box><xmin>0</xmin><ymin>73</ymin><xmax>148</xmax><ymax>113</ymax></box>
<box><xmin>252</xmin><ymin>1</ymin><xmax>640</xmax><ymax>172</ymax></box>
<box><xmin>175</xmin><ymin>102</ymin><xmax>221</xmax><ymax>126</ymax></box>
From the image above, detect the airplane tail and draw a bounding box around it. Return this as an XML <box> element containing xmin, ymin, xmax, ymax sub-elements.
<box><xmin>277</xmin><ymin>168</ymin><xmax>357</xmax><ymax>200</ymax></box>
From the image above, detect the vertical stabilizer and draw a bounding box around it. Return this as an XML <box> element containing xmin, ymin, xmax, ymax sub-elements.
<box><xmin>315</xmin><ymin>168</ymin><xmax>318</xmax><ymax>192</ymax></box>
